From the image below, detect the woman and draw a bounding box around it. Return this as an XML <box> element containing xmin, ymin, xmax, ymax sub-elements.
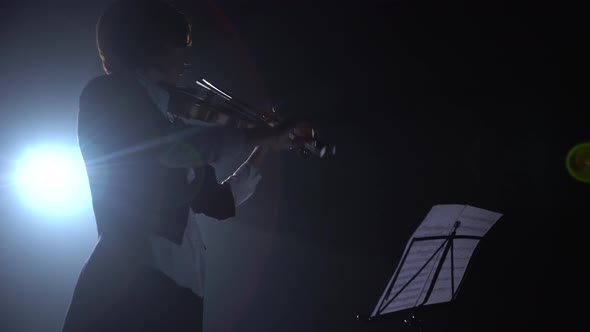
<box><xmin>62</xmin><ymin>1</ymin><xmax>299</xmax><ymax>331</ymax></box>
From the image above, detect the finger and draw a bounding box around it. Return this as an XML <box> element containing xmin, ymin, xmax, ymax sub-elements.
<box><xmin>289</xmin><ymin>136</ymin><xmax>314</xmax><ymax>149</ymax></box>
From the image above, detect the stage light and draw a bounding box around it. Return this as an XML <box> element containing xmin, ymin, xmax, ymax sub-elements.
<box><xmin>13</xmin><ymin>145</ymin><xmax>90</xmax><ymax>216</ymax></box>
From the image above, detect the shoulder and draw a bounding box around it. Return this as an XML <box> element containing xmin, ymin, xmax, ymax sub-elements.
<box><xmin>80</xmin><ymin>74</ymin><xmax>138</xmax><ymax>104</ymax></box>
<box><xmin>77</xmin><ymin>74</ymin><xmax>154</xmax><ymax>137</ymax></box>
<box><xmin>76</xmin><ymin>74</ymin><xmax>162</xmax><ymax>152</ymax></box>
<box><xmin>78</xmin><ymin>74</ymin><xmax>151</xmax><ymax>122</ymax></box>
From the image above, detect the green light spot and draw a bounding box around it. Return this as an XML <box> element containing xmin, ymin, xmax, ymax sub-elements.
<box><xmin>566</xmin><ymin>142</ymin><xmax>590</xmax><ymax>183</ymax></box>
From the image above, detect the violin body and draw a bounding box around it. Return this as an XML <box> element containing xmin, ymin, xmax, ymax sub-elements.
<box><xmin>163</xmin><ymin>79</ymin><xmax>334</xmax><ymax>158</ymax></box>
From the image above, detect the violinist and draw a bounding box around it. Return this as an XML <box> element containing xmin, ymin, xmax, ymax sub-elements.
<box><xmin>62</xmin><ymin>1</ymin><xmax>305</xmax><ymax>331</ymax></box>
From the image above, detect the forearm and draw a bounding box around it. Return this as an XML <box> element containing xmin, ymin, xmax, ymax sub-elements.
<box><xmin>244</xmin><ymin>127</ymin><xmax>275</xmax><ymax>147</ymax></box>
<box><xmin>166</xmin><ymin>126</ymin><xmax>258</xmax><ymax>166</ymax></box>
<box><xmin>150</xmin><ymin>150</ymin><xmax>263</xmax><ymax>219</ymax></box>
<box><xmin>243</xmin><ymin>145</ymin><xmax>268</xmax><ymax>170</ymax></box>
<box><xmin>157</xmin><ymin>129</ymin><xmax>271</xmax><ymax>215</ymax></box>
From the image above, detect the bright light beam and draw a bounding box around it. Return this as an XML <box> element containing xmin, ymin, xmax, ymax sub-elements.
<box><xmin>13</xmin><ymin>145</ymin><xmax>91</xmax><ymax>216</ymax></box>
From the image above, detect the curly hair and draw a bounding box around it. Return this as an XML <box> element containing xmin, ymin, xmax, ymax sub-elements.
<box><xmin>96</xmin><ymin>0</ymin><xmax>192</xmax><ymax>75</ymax></box>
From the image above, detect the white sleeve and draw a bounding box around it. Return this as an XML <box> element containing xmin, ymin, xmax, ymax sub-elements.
<box><xmin>221</xmin><ymin>161</ymin><xmax>262</xmax><ymax>207</ymax></box>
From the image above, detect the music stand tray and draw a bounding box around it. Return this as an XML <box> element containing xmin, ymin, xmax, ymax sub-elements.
<box><xmin>369</xmin><ymin>204</ymin><xmax>502</xmax><ymax>324</ymax></box>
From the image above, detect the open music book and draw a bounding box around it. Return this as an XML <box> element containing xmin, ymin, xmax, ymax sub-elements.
<box><xmin>371</xmin><ymin>204</ymin><xmax>502</xmax><ymax>318</ymax></box>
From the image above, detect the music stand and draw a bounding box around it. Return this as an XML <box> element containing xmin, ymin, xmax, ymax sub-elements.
<box><xmin>366</xmin><ymin>204</ymin><xmax>502</xmax><ymax>330</ymax></box>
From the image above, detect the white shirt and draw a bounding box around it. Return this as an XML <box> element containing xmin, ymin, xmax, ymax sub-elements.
<box><xmin>136</xmin><ymin>74</ymin><xmax>262</xmax><ymax>298</ymax></box>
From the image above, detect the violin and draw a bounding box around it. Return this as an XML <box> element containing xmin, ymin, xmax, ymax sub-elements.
<box><xmin>162</xmin><ymin>79</ymin><xmax>335</xmax><ymax>159</ymax></box>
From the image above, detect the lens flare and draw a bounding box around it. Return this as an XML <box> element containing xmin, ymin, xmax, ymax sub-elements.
<box><xmin>566</xmin><ymin>142</ymin><xmax>590</xmax><ymax>183</ymax></box>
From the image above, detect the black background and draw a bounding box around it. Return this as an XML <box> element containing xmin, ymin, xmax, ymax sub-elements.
<box><xmin>0</xmin><ymin>0</ymin><xmax>587</xmax><ymax>331</ymax></box>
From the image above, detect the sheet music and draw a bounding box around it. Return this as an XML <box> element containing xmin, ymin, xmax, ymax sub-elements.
<box><xmin>371</xmin><ymin>204</ymin><xmax>502</xmax><ymax>317</ymax></box>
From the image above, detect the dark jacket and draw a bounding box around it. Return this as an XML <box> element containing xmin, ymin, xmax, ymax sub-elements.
<box><xmin>63</xmin><ymin>73</ymin><xmax>236</xmax><ymax>331</ymax></box>
<box><xmin>77</xmin><ymin>73</ymin><xmax>235</xmax><ymax>244</ymax></box>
